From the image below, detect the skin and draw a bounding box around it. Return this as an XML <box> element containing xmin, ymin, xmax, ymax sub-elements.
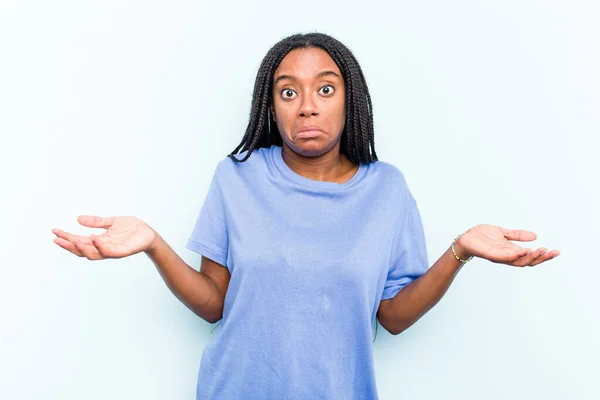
<box><xmin>271</xmin><ymin>47</ymin><xmax>359</xmax><ymax>184</ymax></box>
<box><xmin>377</xmin><ymin>226</ymin><xmax>559</xmax><ymax>334</ymax></box>
<box><xmin>51</xmin><ymin>47</ymin><xmax>560</xmax><ymax>334</ymax></box>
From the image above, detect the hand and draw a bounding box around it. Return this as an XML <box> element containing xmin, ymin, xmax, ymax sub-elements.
<box><xmin>51</xmin><ymin>216</ymin><xmax>159</xmax><ymax>260</ymax></box>
<box><xmin>455</xmin><ymin>224</ymin><xmax>560</xmax><ymax>267</ymax></box>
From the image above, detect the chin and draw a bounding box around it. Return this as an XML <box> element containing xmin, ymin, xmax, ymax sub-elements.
<box><xmin>288</xmin><ymin>139</ymin><xmax>335</xmax><ymax>157</ymax></box>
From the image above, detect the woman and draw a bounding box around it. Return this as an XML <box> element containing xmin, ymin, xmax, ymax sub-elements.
<box><xmin>51</xmin><ymin>33</ymin><xmax>559</xmax><ymax>399</ymax></box>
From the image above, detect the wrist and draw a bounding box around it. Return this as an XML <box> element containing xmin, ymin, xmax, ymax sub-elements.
<box><xmin>145</xmin><ymin>230</ymin><xmax>163</xmax><ymax>255</ymax></box>
<box><xmin>452</xmin><ymin>233</ymin><xmax>474</xmax><ymax>263</ymax></box>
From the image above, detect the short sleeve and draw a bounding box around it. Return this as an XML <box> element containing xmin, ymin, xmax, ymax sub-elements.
<box><xmin>381</xmin><ymin>204</ymin><xmax>429</xmax><ymax>300</ymax></box>
<box><xmin>186</xmin><ymin>165</ymin><xmax>229</xmax><ymax>267</ymax></box>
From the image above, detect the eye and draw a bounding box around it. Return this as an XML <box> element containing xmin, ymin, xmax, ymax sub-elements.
<box><xmin>281</xmin><ymin>88</ymin><xmax>297</xmax><ymax>99</ymax></box>
<box><xmin>318</xmin><ymin>85</ymin><xmax>335</xmax><ymax>96</ymax></box>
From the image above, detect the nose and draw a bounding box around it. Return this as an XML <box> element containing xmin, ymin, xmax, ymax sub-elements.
<box><xmin>298</xmin><ymin>93</ymin><xmax>318</xmax><ymax>117</ymax></box>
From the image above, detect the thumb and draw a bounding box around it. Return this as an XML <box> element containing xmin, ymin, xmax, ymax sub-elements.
<box><xmin>77</xmin><ymin>215</ymin><xmax>115</xmax><ymax>229</ymax></box>
<box><xmin>503</xmin><ymin>228</ymin><xmax>537</xmax><ymax>242</ymax></box>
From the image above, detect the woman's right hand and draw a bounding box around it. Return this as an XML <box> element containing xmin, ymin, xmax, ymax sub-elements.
<box><xmin>51</xmin><ymin>216</ymin><xmax>159</xmax><ymax>260</ymax></box>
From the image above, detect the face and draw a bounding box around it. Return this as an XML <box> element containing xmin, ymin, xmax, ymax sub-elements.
<box><xmin>271</xmin><ymin>47</ymin><xmax>346</xmax><ymax>157</ymax></box>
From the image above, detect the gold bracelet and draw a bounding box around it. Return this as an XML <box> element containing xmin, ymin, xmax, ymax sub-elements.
<box><xmin>452</xmin><ymin>233</ymin><xmax>474</xmax><ymax>263</ymax></box>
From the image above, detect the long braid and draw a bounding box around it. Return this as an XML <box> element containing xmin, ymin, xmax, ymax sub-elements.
<box><xmin>335</xmin><ymin>45</ymin><xmax>374</xmax><ymax>163</ymax></box>
<box><xmin>353</xmin><ymin>56</ymin><xmax>378</xmax><ymax>161</ymax></box>
<box><xmin>228</xmin><ymin>32</ymin><xmax>378</xmax><ymax>164</ymax></box>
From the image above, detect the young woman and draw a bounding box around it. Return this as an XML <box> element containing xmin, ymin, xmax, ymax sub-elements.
<box><xmin>51</xmin><ymin>32</ymin><xmax>559</xmax><ymax>399</ymax></box>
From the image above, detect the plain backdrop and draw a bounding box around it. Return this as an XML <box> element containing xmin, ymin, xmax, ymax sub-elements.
<box><xmin>1</xmin><ymin>0</ymin><xmax>598</xmax><ymax>399</ymax></box>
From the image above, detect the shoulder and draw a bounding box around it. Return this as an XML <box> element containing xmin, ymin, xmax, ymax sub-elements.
<box><xmin>367</xmin><ymin>160</ymin><xmax>416</xmax><ymax>208</ymax></box>
<box><xmin>368</xmin><ymin>160</ymin><xmax>410</xmax><ymax>188</ymax></box>
<box><xmin>212</xmin><ymin>146</ymin><xmax>271</xmax><ymax>182</ymax></box>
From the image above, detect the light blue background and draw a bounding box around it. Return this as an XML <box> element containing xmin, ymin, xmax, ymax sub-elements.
<box><xmin>1</xmin><ymin>0</ymin><xmax>598</xmax><ymax>399</ymax></box>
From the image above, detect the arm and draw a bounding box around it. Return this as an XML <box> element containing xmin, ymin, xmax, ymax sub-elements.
<box><xmin>377</xmin><ymin>244</ymin><xmax>464</xmax><ymax>335</ymax></box>
<box><xmin>377</xmin><ymin>225</ymin><xmax>559</xmax><ymax>335</ymax></box>
<box><xmin>145</xmin><ymin>233</ymin><xmax>230</xmax><ymax>323</ymax></box>
<box><xmin>52</xmin><ymin>215</ymin><xmax>231</xmax><ymax>323</ymax></box>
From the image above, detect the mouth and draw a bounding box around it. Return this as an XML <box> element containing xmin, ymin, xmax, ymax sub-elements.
<box><xmin>295</xmin><ymin>126</ymin><xmax>324</xmax><ymax>140</ymax></box>
<box><xmin>296</xmin><ymin>130</ymin><xmax>323</xmax><ymax>139</ymax></box>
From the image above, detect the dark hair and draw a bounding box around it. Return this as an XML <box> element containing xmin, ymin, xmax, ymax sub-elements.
<box><xmin>228</xmin><ymin>32</ymin><xmax>378</xmax><ymax>164</ymax></box>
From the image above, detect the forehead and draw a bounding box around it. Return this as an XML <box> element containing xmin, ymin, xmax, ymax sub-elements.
<box><xmin>273</xmin><ymin>47</ymin><xmax>342</xmax><ymax>80</ymax></box>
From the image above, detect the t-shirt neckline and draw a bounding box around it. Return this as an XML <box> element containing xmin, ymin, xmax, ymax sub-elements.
<box><xmin>270</xmin><ymin>145</ymin><xmax>367</xmax><ymax>191</ymax></box>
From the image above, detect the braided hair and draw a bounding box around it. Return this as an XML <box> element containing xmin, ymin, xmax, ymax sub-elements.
<box><xmin>228</xmin><ymin>32</ymin><xmax>378</xmax><ymax>164</ymax></box>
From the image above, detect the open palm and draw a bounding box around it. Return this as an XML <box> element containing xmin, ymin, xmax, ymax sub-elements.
<box><xmin>460</xmin><ymin>224</ymin><xmax>560</xmax><ymax>267</ymax></box>
<box><xmin>51</xmin><ymin>215</ymin><xmax>157</xmax><ymax>260</ymax></box>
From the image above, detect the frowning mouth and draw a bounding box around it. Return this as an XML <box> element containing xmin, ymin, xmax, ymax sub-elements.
<box><xmin>295</xmin><ymin>126</ymin><xmax>324</xmax><ymax>139</ymax></box>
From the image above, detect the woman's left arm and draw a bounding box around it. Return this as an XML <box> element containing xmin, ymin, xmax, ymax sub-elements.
<box><xmin>377</xmin><ymin>224</ymin><xmax>560</xmax><ymax>335</ymax></box>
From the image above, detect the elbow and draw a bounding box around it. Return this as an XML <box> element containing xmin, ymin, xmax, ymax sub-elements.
<box><xmin>196</xmin><ymin>312</ymin><xmax>222</xmax><ymax>324</ymax></box>
<box><xmin>205</xmin><ymin>316</ymin><xmax>222</xmax><ymax>324</ymax></box>
<box><xmin>378</xmin><ymin>307</ymin><xmax>421</xmax><ymax>336</ymax></box>
<box><xmin>386</xmin><ymin>325</ymin><xmax>406</xmax><ymax>336</ymax></box>
<box><xmin>378</xmin><ymin>313</ymin><xmax>413</xmax><ymax>336</ymax></box>
<box><xmin>379</xmin><ymin>319</ymin><xmax>408</xmax><ymax>336</ymax></box>
<box><xmin>189</xmin><ymin>303</ymin><xmax>223</xmax><ymax>324</ymax></box>
<box><xmin>202</xmin><ymin>308</ymin><xmax>223</xmax><ymax>324</ymax></box>
<box><xmin>390</xmin><ymin>318</ymin><xmax>421</xmax><ymax>335</ymax></box>
<box><xmin>378</xmin><ymin>299</ymin><xmax>411</xmax><ymax>336</ymax></box>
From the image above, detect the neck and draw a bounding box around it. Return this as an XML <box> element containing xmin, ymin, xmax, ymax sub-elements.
<box><xmin>280</xmin><ymin>144</ymin><xmax>358</xmax><ymax>184</ymax></box>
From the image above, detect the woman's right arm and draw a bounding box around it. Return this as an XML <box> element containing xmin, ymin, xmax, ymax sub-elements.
<box><xmin>145</xmin><ymin>234</ymin><xmax>230</xmax><ymax>323</ymax></box>
<box><xmin>52</xmin><ymin>215</ymin><xmax>230</xmax><ymax>324</ymax></box>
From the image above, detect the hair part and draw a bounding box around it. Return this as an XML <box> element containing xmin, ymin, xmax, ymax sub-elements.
<box><xmin>228</xmin><ymin>32</ymin><xmax>378</xmax><ymax>164</ymax></box>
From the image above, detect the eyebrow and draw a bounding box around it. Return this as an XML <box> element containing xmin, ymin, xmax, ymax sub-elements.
<box><xmin>273</xmin><ymin>70</ymin><xmax>342</xmax><ymax>86</ymax></box>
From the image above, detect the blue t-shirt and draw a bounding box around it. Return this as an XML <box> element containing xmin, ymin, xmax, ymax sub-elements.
<box><xmin>186</xmin><ymin>145</ymin><xmax>429</xmax><ymax>399</ymax></box>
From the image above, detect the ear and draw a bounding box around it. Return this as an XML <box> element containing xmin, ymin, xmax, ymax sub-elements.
<box><xmin>270</xmin><ymin>104</ymin><xmax>275</xmax><ymax>120</ymax></box>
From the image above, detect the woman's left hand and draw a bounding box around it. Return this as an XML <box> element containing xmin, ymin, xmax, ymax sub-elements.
<box><xmin>455</xmin><ymin>224</ymin><xmax>560</xmax><ymax>267</ymax></box>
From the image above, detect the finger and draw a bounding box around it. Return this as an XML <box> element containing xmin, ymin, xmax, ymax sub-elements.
<box><xmin>71</xmin><ymin>236</ymin><xmax>103</xmax><ymax>260</ymax></box>
<box><xmin>529</xmin><ymin>250</ymin><xmax>560</xmax><ymax>267</ymax></box>
<box><xmin>51</xmin><ymin>228</ymin><xmax>73</xmax><ymax>241</ymax></box>
<box><xmin>52</xmin><ymin>228</ymin><xmax>91</xmax><ymax>245</ymax></box>
<box><xmin>488</xmin><ymin>243</ymin><xmax>531</xmax><ymax>263</ymax></box>
<box><xmin>90</xmin><ymin>235</ymin><xmax>114</xmax><ymax>258</ymax></box>
<box><xmin>502</xmin><ymin>228</ymin><xmax>537</xmax><ymax>242</ymax></box>
<box><xmin>511</xmin><ymin>248</ymin><xmax>547</xmax><ymax>267</ymax></box>
<box><xmin>77</xmin><ymin>215</ymin><xmax>115</xmax><ymax>229</ymax></box>
<box><xmin>53</xmin><ymin>237</ymin><xmax>84</xmax><ymax>257</ymax></box>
